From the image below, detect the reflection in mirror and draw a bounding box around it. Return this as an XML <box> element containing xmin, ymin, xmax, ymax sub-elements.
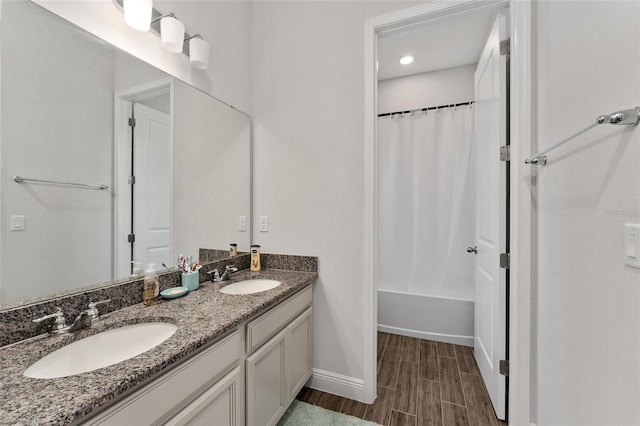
<box><xmin>0</xmin><ymin>1</ymin><xmax>251</xmax><ymax>307</ymax></box>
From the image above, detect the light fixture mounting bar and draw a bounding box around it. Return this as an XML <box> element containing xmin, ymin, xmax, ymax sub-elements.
<box><xmin>112</xmin><ymin>0</ymin><xmax>192</xmax><ymax>56</ymax></box>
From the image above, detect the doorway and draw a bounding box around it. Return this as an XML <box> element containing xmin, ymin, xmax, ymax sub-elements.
<box><xmin>114</xmin><ymin>79</ymin><xmax>174</xmax><ymax>278</ymax></box>
<box><xmin>363</xmin><ymin>0</ymin><xmax>535</xmax><ymax>422</ymax></box>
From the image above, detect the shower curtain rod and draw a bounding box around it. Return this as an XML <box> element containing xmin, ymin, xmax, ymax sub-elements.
<box><xmin>377</xmin><ymin>101</ymin><xmax>474</xmax><ymax>118</ymax></box>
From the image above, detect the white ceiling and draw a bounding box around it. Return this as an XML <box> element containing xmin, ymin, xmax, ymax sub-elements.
<box><xmin>377</xmin><ymin>7</ymin><xmax>502</xmax><ymax>81</ymax></box>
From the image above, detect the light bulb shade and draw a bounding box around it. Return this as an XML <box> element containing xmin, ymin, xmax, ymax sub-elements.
<box><xmin>160</xmin><ymin>16</ymin><xmax>185</xmax><ymax>53</ymax></box>
<box><xmin>189</xmin><ymin>37</ymin><xmax>210</xmax><ymax>70</ymax></box>
<box><xmin>124</xmin><ymin>0</ymin><xmax>153</xmax><ymax>31</ymax></box>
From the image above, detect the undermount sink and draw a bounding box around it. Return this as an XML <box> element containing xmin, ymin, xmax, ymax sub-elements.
<box><xmin>24</xmin><ymin>322</ymin><xmax>177</xmax><ymax>379</ymax></box>
<box><xmin>219</xmin><ymin>279</ymin><xmax>282</xmax><ymax>295</ymax></box>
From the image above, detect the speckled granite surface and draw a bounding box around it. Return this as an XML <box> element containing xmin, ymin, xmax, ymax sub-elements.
<box><xmin>0</xmin><ymin>267</ymin><xmax>316</xmax><ymax>425</ymax></box>
<box><xmin>0</xmin><ymin>255</ymin><xmax>251</xmax><ymax>347</ymax></box>
<box><xmin>261</xmin><ymin>253</ymin><xmax>318</xmax><ymax>272</ymax></box>
<box><xmin>199</xmin><ymin>248</ymin><xmax>231</xmax><ymax>262</ymax></box>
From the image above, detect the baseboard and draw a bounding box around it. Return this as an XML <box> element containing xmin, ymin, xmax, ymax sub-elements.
<box><xmin>308</xmin><ymin>368</ymin><xmax>365</xmax><ymax>402</ymax></box>
<box><xmin>378</xmin><ymin>324</ymin><xmax>474</xmax><ymax>347</ymax></box>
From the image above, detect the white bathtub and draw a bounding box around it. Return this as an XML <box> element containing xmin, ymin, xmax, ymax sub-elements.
<box><xmin>377</xmin><ymin>289</ymin><xmax>474</xmax><ymax>347</ymax></box>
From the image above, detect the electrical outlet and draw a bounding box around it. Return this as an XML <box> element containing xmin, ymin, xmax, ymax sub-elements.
<box><xmin>238</xmin><ymin>216</ymin><xmax>247</xmax><ymax>232</ymax></box>
<box><xmin>260</xmin><ymin>216</ymin><xmax>269</xmax><ymax>232</ymax></box>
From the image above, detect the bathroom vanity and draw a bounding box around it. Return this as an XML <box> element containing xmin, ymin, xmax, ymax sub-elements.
<box><xmin>0</xmin><ymin>266</ymin><xmax>316</xmax><ymax>425</ymax></box>
<box><xmin>86</xmin><ymin>285</ymin><xmax>313</xmax><ymax>426</ymax></box>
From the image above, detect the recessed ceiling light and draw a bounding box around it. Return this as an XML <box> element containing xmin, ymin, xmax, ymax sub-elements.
<box><xmin>399</xmin><ymin>55</ymin><xmax>414</xmax><ymax>65</ymax></box>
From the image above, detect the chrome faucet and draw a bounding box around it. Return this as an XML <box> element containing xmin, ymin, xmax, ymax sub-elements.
<box><xmin>32</xmin><ymin>307</ymin><xmax>68</xmax><ymax>334</ymax></box>
<box><xmin>207</xmin><ymin>265</ymin><xmax>239</xmax><ymax>282</ymax></box>
<box><xmin>32</xmin><ymin>299</ymin><xmax>110</xmax><ymax>335</ymax></box>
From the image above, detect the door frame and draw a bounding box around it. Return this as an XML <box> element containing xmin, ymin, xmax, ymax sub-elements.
<box><xmin>114</xmin><ymin>78</ymin><xmax>174</xmax><ymax>278</ymax></box>
<box><xmin>362</xmin><ymin>1</ymin><xmax>534</xmax><ymax>423</ymax></box>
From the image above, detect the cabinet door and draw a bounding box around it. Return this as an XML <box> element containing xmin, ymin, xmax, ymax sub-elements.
<box><xmin>287</xmin><ymin>307</ymin><xmax>313</xmax><ymax>401</ymax></box>
<box><xmin>246</xmin><ymin>329</ymin><xmax>286</xmax><ymax>426</ymax></box>
<box><xmin>165</xmin><ymin>366</ymin><xmax>242</xmax><ymax>426</ymax></box>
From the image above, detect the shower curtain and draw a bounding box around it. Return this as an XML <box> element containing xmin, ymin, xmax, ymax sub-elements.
<box><xmin>377</xmin><ymin>105</ymin><xmax>475</xmax><ymax>300</ymax></box>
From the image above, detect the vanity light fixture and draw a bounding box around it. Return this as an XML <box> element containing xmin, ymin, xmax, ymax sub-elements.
<box><xmin>186</xmin><ymin>35</ymin><xmax>210</xmax><ymax>70</ymax></box>
<box><xmin>114</xmin><ymin>0</ymin><xmax>210</xmax><ymax>69</ymax></box>
<box><xmin>399</xmin><ymin>55</ymin><xmax>415</xmax><ymax>65</ymax></box>
<box><xmin>156</xmin><ymin>14</ymin><xmax>185</xmax><ymax>53</ymax></box>
<box><xmin>123</xmin><ymin>0</ymin><xmax>153</xmax><ymax>31</ymax></box>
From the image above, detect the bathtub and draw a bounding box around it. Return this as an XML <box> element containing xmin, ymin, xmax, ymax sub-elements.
<box><xmin>377</xmin><ymin>289</ymin><xmax>474</xmax><ymax>347</ymax></box>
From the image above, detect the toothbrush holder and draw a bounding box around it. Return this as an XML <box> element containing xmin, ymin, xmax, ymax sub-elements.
<box><xmin>181</xmin><ymin>270</ymin><xmax>200</xmax><ymax>291</ymax></box>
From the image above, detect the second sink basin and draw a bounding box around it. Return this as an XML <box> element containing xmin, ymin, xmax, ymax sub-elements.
<box><xmin>24</xmin><ymin>322</ymin><xmax>177</xmax><ymax>379</ymax></box>
<box><xmin>219</xmin><ymin>279</ymin><xmax>282</xmax><ymax>295</ymax></box>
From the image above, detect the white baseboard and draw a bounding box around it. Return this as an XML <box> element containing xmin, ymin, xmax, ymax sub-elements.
<box><xmin>378</xmin><ymin>324</ymin><xmax>474</xmax><ymax>347</ymax></box>
<box><xmin>308</xmin><ymin>368</ymin><xmax>365</xmax><ymax>402</ymax></box>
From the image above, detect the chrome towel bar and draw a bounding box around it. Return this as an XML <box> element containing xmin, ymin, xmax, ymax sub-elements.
<box><xmin>525</xmin><ymin>107</ymin><xmax>640</xmax><ymax>166</ymax></box>
<box><xmin>14</xmin><ymin>176</ymin><xmax>109</xmax><ymax>190</ymax></box>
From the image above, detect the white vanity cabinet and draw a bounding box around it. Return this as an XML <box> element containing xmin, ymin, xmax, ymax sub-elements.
<box><xmin>81</xmin><ymin>285</ymin><xmax>312</xmax><ymax>426</ymax></box>
<box><xmin>245</xmin><ymin>287</ymin><xmax>313</xmax><ymax>426</ymax></box>
<box><xmin>84</xmin><ymin>331</ymin><xmax>243</xmax><ymax>426</ymax></box>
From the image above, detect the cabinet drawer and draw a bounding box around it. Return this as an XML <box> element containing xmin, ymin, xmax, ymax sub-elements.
<box><xmin>246</xmin><ymin>286</ymin><xmax>312</xmax><ymax>354</ymax></box>
<box><xmin>85</xmin><ymin>331</ymin><xmax>241</xmax><ymax>426</ymax></box>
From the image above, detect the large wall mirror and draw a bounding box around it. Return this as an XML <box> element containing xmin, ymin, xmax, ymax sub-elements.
<box><xmin>0</xmin><ymin>1</ymin><xmax>251</xmax><ymax>307</ymax></box>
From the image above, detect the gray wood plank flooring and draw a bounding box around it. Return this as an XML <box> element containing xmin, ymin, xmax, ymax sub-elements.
<box><xmin>296</xmin><ymin>332</ymin><xmax>506</xmax><ymax>425</ymax></box>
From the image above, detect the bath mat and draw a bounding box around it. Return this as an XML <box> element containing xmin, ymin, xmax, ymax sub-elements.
<box><xmin>277</xmin><ymin>400</ymin><xmax>382</xmax><ymax>426</ymax></box>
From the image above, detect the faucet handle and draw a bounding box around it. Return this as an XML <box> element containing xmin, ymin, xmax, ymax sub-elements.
<box><xmin>225</xmin><ymin>264</ymin><xmax>238</xmax><ymax>272</ymax></box>
<box><xmin>88</xmin><ymin>299</ymin><xmax>111</xmax><ymax>310</ymax></box>
<box><xmin>32</xmin><ymin>307</ymin><xmax>67</xmax><ymax>332</ymax></box>
<box><xmin>86</xmin><ymin>299</ymin><xmax>110</xmax><ymax>324</ymax></box>
<box><xmin>207</xmin><ymin>268</ymin><xmax>221</xmax><ymax>280</ymax></box>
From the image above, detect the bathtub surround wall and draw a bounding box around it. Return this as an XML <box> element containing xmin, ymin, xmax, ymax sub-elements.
<box><xmin>377</xmin><ymin>64</ymin><xmax>475</xmax><ymax>115</ymax></box>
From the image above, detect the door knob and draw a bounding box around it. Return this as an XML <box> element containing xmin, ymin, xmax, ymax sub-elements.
<box><xmin>466</xmin><ymin>246</ymin><xmax>478</xmax><ymax>254</ymax></box>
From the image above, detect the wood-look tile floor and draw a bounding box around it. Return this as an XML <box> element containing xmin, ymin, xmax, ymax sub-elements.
<box><xmin>296</xmin><ymin>332</ymin><xmax>506</xmax><ymax>426</ymax></box>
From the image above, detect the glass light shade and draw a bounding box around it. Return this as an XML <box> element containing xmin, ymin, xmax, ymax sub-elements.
<box><xmin>160</xmin><ymin>16</ymin><xmax>185</xmax><ymax>53</ymax></box>
<box><xmin>124</xmin><ymin>0</ymin><xmax>153</xmax><ymax>31</ymax></box>
<box><xmin>189</xmin><ymin>37</ymin><xmax>210</xmax><ymax>70</ymax></box>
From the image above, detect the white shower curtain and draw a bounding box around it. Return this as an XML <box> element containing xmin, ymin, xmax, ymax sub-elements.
<box><xmin>377</xmin><ymin>105</ymin><xmax>475</xmax><ymax>300</ymax></box>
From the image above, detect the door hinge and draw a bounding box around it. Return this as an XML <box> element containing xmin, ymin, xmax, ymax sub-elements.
<box><xmin>127</xmin><ymin>234</ymin><xmax>135</xmax><ymax>243</ymax></box>
<box><xmin>500</xmin><ymin>253</ymin><xmax>510</xmax><ymax>269</ymax></box>
<box><xmin>499</xmin><ymin>359</ymin><xmax>509</xmax><ymax>376</ymax></box>
<box><xmin>128</xmin><ymin>176</ymin><xmax>136</xmax><ymax>185</ymax></box>
<box><xmin>128</xmin><ymin>117</ymin><xmax>136</xmax><ymax>127</ymax></box>
<box><xmin>500</xmin><ymin>145</ymin><xmax>511</xmax><ymax>162</ymax></box>
<box><xmin>500</xmin><ymin>38</ymin><xmax>511</xmax><ymax>56</ymax></box>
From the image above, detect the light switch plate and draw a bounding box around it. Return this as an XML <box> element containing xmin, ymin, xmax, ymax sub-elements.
<box><xmin>238</xmin><ymin>216</ymin><xmax>247</xmax><ymax>232</ymax></box>
<box><xmin>10</xmin><ymin>215</ymin><xmax>25</xmax><ymax>231</ymax></box>
<box><xmin>260</xmin><ymin>216</ymin><xmax>269</xmax><ymax>232</ymax></box>
<box><xmin>624</xmin><ymin>224</ymin><xmax>640</xmax><ymax>269</ymax></box>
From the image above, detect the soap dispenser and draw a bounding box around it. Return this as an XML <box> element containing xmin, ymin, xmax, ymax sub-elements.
<box><xmin>143</xmin><ymin>263</ymin><xmax>159</xmax><ymax>306</ymax></box>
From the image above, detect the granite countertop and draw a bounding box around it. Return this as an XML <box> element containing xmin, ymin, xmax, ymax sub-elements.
<box><xmin>0</xmin><ymin>268</ymin><xmax>316</xmax><ymax>425</ymax></box>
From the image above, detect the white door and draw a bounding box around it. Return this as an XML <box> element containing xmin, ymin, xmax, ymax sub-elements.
<box><xmin>133</xmin><ymin>103</ymin><xmax>172</xmax><ymax>269</ymax></box>
<box><xmin>473</xmin><ymin>11</ymin><xmax>508</xmax><ymax>420</ymax></box>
